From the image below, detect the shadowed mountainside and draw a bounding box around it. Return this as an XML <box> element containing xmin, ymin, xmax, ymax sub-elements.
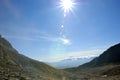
<box><xmin>79</xmin><ymin>43</ymin><xmax>120</xmax><ymax>68</ymax></box>
<box><xmin>65</xmin><ymin>43</ymin><xmax>120</xmax><ymax>80</ymax></box>
<box><xmin>0</xmin><ymin>35</ymin><xmax>70</xmax><ymax>80</ymax></box>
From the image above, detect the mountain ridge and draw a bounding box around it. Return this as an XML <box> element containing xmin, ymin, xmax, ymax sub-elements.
<box><xmin>78</xmin><ymin>43</ymin><xmax>120</xmax><ymax>68</ymax></box>
<box><xmin>65</xmin><ymin>43</ymin><xmax>120</xmax><ymax>80</ymax></box>
<box><xmin>0</xmin><ymin>35</ymin><xmax>69</xmax><ymax>80</ymax></box>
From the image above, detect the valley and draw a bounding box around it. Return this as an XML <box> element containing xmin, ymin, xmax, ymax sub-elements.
<box><xmin>0</xmin><ymin>35</ymin><xmax>120</xmax><ymax>80</ymax></box>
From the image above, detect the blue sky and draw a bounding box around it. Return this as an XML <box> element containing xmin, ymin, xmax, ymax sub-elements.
<box><xmin>0</xmin><ymin>0</ymin><xmax>120</xmax><ymax>62</ymax></box>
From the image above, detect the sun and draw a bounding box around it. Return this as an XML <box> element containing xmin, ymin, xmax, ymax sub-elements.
<box><xmin>60</xmin><ymin>0</ymin><xmax>75</xmax><ymax>12</ymax></box>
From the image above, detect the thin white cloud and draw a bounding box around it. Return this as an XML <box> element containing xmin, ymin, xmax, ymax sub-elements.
<box><xmin>66</xmin><ymin>49</ymin><xmax>104</xmax><ymax>58</ymax></box>
<box><xmin>37</xmin><ymin>35</ymin><xmax>71</xmax><ymax>45</ymax></box>
<box><xmin>59</xmin><ymin>37</ymin><xmax>71</xmax><ymax>45</ymax></box>
<box><xmin>4</xmin><ymin>31</ymin><xmax>71</xmax><ymax>45</ymax></box>
<box><xmin>39</xmin><ymin>49</ymin><xmax>104</xmax><ymax>62</ymax></box>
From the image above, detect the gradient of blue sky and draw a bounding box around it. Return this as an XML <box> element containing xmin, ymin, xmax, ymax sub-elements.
<box><xmin>0</xmin><ymin>0</ymin><xmax>120</xmax><ymax>61</ymax></box>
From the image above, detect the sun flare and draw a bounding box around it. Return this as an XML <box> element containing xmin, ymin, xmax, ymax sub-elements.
<box><xmin>60</xmin><ymin>0</ymin><xmax>75</xmax><ymax>12</ymax></box>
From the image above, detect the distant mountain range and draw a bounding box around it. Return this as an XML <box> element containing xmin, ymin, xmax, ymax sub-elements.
<box><xmin>46</xmin><ymin>57</ymin><xmax>95</xmax><ymax>69</ymax></box>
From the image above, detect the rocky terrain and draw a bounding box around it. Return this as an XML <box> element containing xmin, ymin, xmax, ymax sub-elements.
<box><xmin>66</xmin><ymin>43</ymin><xmax>120</xmax><ymax>80</ymax></box>
<box><xmin>0</xmin><ymin>35</ymin><xmax>70</xmax><ymax>80</ymax></box>
<box><xmin>0</xmin><ymin>34</ymin><xmax>120</xmax><ymax>80</ymax></box>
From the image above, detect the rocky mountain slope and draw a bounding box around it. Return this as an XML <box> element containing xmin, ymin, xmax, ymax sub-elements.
<box><xmin>79</xmin><ymin>43</ymin><xmax>120</xmax><ymax>68</ymax></box>
<box><xmin>0</xmin><ymin>35</ymin><xmax>69</xmax><ymax>80</ymax></box>
<box><xmin>66</xmin><ymin>43</ymin><xmax>120</xmax><ymax>80</ymax></box>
